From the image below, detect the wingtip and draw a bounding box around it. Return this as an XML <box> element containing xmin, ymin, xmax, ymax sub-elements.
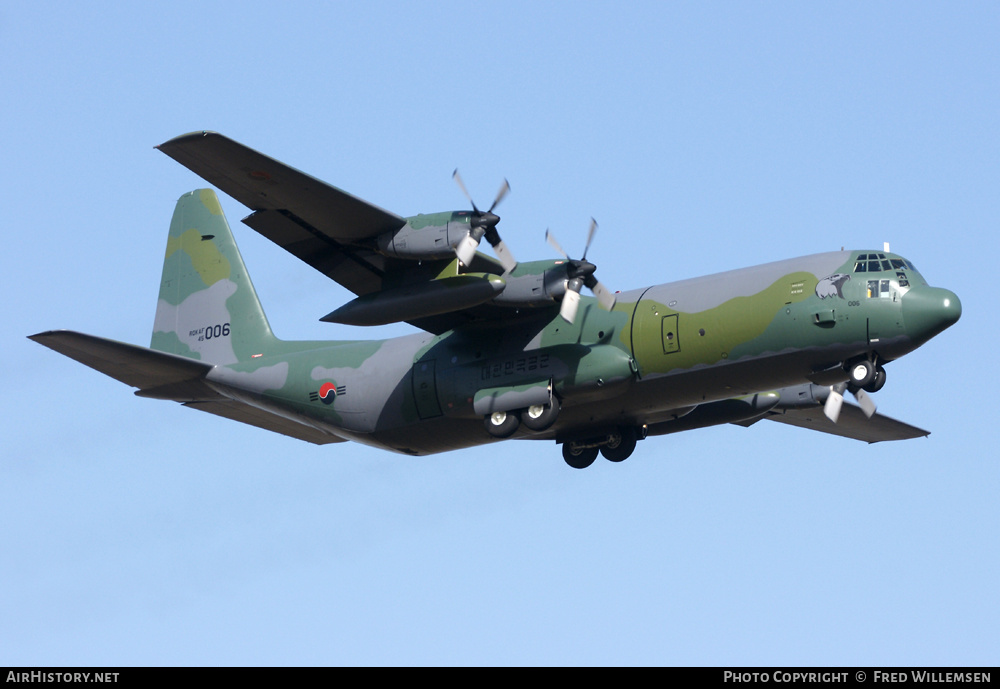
<box><xmin>27</xmin><ymin>329</ymin><xmax>63</xmax><ymax>342</ymax></box>
<box><xmin>157</xmin><ymin>130</ymin><xmax>220</xmax><ymax>150</ymax></box>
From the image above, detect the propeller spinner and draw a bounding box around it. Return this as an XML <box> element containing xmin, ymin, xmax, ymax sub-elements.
<box><xmin>452</xmin><ymin>170</ymin><xmax>517</xmax><ymax>272</ymax></box>
<box><xmin>546</xmin><ymin>218</ymin><xmax>617</xmax><ymax>325</ymax></box>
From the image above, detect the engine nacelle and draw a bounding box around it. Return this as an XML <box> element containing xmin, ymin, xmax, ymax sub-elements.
<box><xmin>376</xmin><ymin>211</ymin><xmax>475</xmax><ymax>261</ymax></box>
<box><xmin>488</xmin><ymin>260</ymin><xmax>574</xmax><ymax>309</ymax></box>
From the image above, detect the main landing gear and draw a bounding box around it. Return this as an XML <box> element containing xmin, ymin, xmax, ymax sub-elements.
<box><xmin>484</xmin><ymin>410</ymin><xmax>519</xmax><ymax>438</ymax></box>
<box><xmin>561</xmin><ymin>426</ymin><xmax>641</xmax><ymax>469</ymax></box>
<box><xmin>483</xmin><ymin>399</ymin><xmax>642</xmax><ymax>469</ymax></box>
<box><xmin>484</xmin><ymin>397</ymin><xmax>561</xmax><ymax>438</ymax></box>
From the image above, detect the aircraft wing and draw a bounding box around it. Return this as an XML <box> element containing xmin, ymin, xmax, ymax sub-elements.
<box><xmin>158</xmin><ymin>132</ymin><xmax>507</xmax><ymax>332</ymax></box>
<box><xmin>157</xmin><ymin>131</ymin><xmax>406</xmax><ymax>242</ymax></box>
<box><xmin>751</xmin><ymin>403</ymin><xmax>930</xmax><ymax>443</ymax></box>
<box><xmin>158</xmin><ymin>131</ymin><xmax>413</xmax><ymax>300</ymax></box>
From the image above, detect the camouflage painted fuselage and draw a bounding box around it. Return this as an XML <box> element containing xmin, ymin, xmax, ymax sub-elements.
<box><xmin>33</xmin><ymin>187</ymin><xmax>960</xmax><ymax>457</ymax></box>
<box><xmin>233</xmin><ymin>248</ymin><xmax>956</xmax><ymax>454</ymax></box>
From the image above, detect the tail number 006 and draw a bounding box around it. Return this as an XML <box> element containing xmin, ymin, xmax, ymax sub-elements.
<box><xmin>204</xmin><ymin>323</ymin><xmax>231</xmax><ymax>340</ymax></box>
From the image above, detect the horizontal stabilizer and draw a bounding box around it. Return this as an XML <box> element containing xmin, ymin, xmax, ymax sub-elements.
<box><xmin>757</xmin><ymin>403</ymin><xmax>929</xmax><ymax>443</ymax></box>
<box><xmin>31</xmin><ymin>330</ymin><xmax>347</xmax><ymax>444</ymax></box>
<box><xmin>29</xmin><ymin>330</ymin><xmax>214</xmax><ymax>392</ymax></box>
<box><xmin>183</xmin><ymin>401</ymin><xmax>346</xmax><ymax>445</ymax></box>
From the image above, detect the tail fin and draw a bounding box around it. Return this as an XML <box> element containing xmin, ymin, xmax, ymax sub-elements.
<box><xmin>151</xmin><ymin>189</ymin><xmax>278</xmax><ymax>364</ymax></box>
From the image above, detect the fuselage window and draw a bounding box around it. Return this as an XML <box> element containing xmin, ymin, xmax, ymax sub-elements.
<box><xmin>869</xmin><ymin>279</ymin><xmax>893</xmax><ymax>299</ymax></box>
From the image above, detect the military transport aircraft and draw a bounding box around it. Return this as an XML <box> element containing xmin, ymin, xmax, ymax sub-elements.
<box><xmin>30</xmin><ymin>132</ymin><xmax>962</xmax><ymax>468</ymax></box>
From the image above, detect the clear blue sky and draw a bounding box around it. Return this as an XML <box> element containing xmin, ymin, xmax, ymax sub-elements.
<box><xmin>3</xmin><ymin>1</ymin><xmax>997</xmax><ymax>665</ymax></box>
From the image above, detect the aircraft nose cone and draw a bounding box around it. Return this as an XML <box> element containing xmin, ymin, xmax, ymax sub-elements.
<box><xmin>902</xmin><ymin>286</ymin><xmax>962</xmax><ymax>342</ymax></box>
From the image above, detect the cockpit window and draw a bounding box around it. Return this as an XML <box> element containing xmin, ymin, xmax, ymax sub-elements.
<box><xmin>854</xmin><ymin>254</ymin><xmax>918</xmax><ymax>274</ymax></box>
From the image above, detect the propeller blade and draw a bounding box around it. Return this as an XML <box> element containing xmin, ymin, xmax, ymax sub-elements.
<box><xmin>489</xmin><ymin>179</ymin><xmax>511</xmax><ymax>213</ymax></box>
<box><xmin>492</xmin><ymin>239</ymin><xmax>517</xmax><ymax>273</ymax></box>
<box><xmin>549</xmin><ymin>222</ymin><xmax>615</xmax><ymax>316</ymax></box>
<box><xmin>590</xmin><ymin>280</ymin><xmax>617</xmax><ymax>311</ymax></box>
<box><xmin>581</xmin><ymin>218</ymin><xmax>598</xmax><ymax>260</ymax></box>
<box><xmin>452</xmin><ymin>169</ymin><xmax>478</xmax><ymax>211</ymax></box>
<box><xmin>559</xmin><ymin>287</ymin><xmax>582</xmax><ymax>324</ymax></box>
<box><xmin>823</xmin><ymin>384</ymin><xmax>845</xmax><ymax>423</ymax></box>
<box><xmin>852</xmin><ymin>388</ymin><xmax>877</xmax><ymax>418</ymax></box>
<box><xmin>455</xmin><ymin>233</ymin><xmax>480</xmax><ymax>266</ymax></box>
<box><xmin>451</xmin><ymin>172</ymin><xmax>515</xmax><ymax>270</ymax></box>
<box><xmin>545</xmin><ymin>229</ymin><xmax>569</xmax><ymax>259</ymax></box>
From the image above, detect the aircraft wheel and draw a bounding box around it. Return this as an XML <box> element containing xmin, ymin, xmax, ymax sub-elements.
<box><xmin>848</xmin><ymin>359</ymin><xmax>876</xmax><ymax>388</ymax></box>
<box><xmin>562</xmin><ymin>443</ymin><xmax>598</xmax><ymax>469</ymax></box>
<box><xmin>485</xmin><ymin>410</ymin><xmax>519</xmax><ymax>438</ymax></box>
<box><xmin>601</xmin><ymin>427</ymin><xmax>637</xmax><ymax>463</ymax></box>
<box><xmin>521</xmin><ymin>396</ymin><xmax>560</xmax><ymax>432</ymax></box>
<box><xmin>864</xmin><ymin>366</ymin><xmax>887</xmax><ymax>393</ymax></box>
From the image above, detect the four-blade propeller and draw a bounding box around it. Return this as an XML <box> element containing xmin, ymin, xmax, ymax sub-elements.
<box><xmin>823</xmin><ymin>383</ymin><xmax>877</xmax><ymax>423</ymax></box>
<box><xmin>452</xmin><ymin>170</ymin><xmax>517</xmax><ymax>272</ymax></box>
<box><xmin>450</xmin><ymin>172</ymin><xmax>616</xmax><ymax>324</ymax></box>
<box><xmin>545</xmin><ymin>218</ymin><xmax>617</xmax><ymax>324</ymax></box>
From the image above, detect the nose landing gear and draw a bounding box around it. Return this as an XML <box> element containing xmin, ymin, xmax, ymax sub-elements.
<box><xmin>846</xmin><ymin>357</ymin><xmax>887</xmax><ymax>393</ymax></box>
<box><xmin>863</xmin><ymin>366</ymin><xmax>887</xmax><ymax>393</ymax></box>
<box><xmin>848</xmin><ymin>359</ymin><xmax>877</xmax><ymax>388</ymax></box>
<box><xmin>825</xmin><ymin>356</ymin><xmax>889</xmax><ymax>423</ymax></box>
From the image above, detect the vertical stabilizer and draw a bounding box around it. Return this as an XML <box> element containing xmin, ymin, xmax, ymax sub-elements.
<box><xmin>151</xmin><ymin>189</ymin><xmax>278</xmax><ymax>364</ymax></box>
